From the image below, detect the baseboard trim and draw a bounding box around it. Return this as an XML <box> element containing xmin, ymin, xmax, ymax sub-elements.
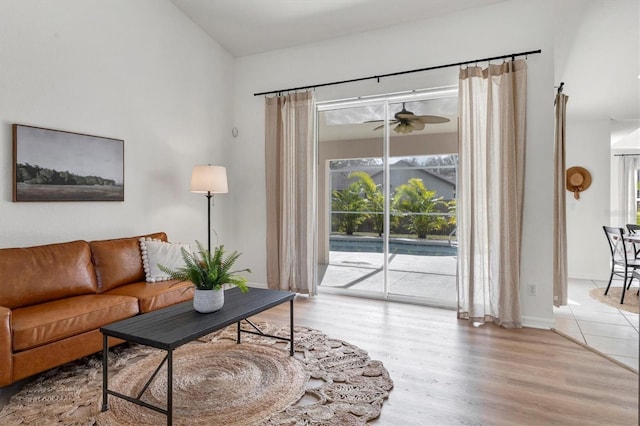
<box><xmin>521</xmin><ymin>315</ymin><xmax>554</xmax><ymax>330</ymax></box>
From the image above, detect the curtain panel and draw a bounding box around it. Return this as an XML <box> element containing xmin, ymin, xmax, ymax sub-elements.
<box><xmin>457</xmin><ymin>60</ymin><xmax>527</xmax><ymax>328</ymax></box>
<box><xmin>264</xmin><ymin>91</ymin><xmax>316</xmax><ymax>294</ymax></box>
<box><xmin>618</xmin><ymin>155</ymin><xmax>640</xmax><ymax>227</ymax></box>
<box><xmin>553</xmin><ymin>93</ymin><xmax>569</xmax><ymax>307</ymax></box>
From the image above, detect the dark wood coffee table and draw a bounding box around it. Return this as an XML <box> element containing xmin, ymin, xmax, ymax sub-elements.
<box><xmin>100</xmin><ymin>287</ymin><xmax>295</xmax><ymax>425</ymax></box>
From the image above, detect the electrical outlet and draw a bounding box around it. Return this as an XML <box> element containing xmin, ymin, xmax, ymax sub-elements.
<box><xmin>527</xmin><ymin>284</ymin><xmax>536</xmax><ymax>296</ymax></box>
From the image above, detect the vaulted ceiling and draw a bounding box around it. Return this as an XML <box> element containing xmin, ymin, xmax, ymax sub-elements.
<box><xmin>170</xmin><ymin>0</ymin><xmax>507</xmax><ymax>57</ymax></box>
<box><xmin>171</xmin><ymin>0</ymin><xmax>639</xmax><ymax>135</ymax></box>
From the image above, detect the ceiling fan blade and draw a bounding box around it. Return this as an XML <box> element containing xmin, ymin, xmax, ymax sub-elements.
<box><xmin>410</xmin><ymin>121</ymin><xmax>425</xmax><ymax>131</ymax></box>
<box><xmin>372</xmin><ymin>120</ymin><xmax>399</xmax><ymax>131</ymax></box>
<box><xmin>364</xmin><ymin>119</ymin><xmax>384</xmax><ymax>123</ymax></box>
<box><xmin>414</xmin><ymin>115</ymin><xmax>451</xmax><ymax>124</ymax></box>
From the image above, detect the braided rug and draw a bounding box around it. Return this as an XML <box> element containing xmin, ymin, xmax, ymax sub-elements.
<box><xmin>0</xmin><ymin>322</ymin><xmax>393</xmax><ymax>425</ymax></box>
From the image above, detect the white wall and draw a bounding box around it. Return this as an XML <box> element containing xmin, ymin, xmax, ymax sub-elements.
<box><xmin>610</xmin><ymin>126</ymin><xmax>640</xmax><ymax>229</ymax></box>
<box><xmin>565</xmin><ymin>119</ymin><xmax>612</xmax><ymax>280</ymax></box>
<box><xmin>559</xmin><ymin>0</ymin><xmax>640</xmax><ymax>283</ymax></box>
<box><xmin>232</xmin><ymin>0</ymin><xmax>556</xmax><ymax>327</ymax></box>
<box><xmin>0</xmin><ymin>0</ymin><xmax>559</xmax><ymax>327</ymax></box>
<box><xmin>0</xmin><ymin>0</ymin><xmax>234</xmax><ymax>248</ymax></box>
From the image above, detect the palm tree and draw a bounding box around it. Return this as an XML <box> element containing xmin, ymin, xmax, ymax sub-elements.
<box><xmin>331</xmin><ymin>182</ymin><xmax>368</xmax><ymax>235</ymax></box>
<box><xmin>349</xmin><ymin>171</ymin><xmax>386</xmax><ymax>236</ymax></box>
<box><xmin>393</xmin><ymin>178</ymin><xmax>445</xmax><ymax>239</ymax></box>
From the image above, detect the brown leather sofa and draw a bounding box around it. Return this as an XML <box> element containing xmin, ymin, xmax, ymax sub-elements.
<box><xmin>0</xmin><ymin>232</ymin><xmax>193</xmax><ymax>387</ymax></box>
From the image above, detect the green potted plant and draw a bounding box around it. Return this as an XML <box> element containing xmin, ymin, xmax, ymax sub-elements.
<box><xmin>159</xmin><ymin>241</ymin><xmax>250</xmax><ymax>313</ymax></box>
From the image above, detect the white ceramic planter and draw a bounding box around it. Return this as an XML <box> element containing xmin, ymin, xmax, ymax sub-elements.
<box><xmin>193</xmin><ymin>288</ymin><xmax>224</xmax><ymax>313</ymax></box>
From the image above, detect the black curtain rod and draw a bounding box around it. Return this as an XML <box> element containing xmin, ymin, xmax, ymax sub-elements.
<box><xmin>614</xmin><ymin>153</ymin><xmax>639</xmax><ymax>157</ymax></box>
<box><xmin>554</xmin><ymin>82</ymin><xmax>565</xmax><ymax>105</ymax></box>
<box><xmin>254</xmin><ymin>49</ymin><xmax>542</xmax><ymax>96</ymax></box>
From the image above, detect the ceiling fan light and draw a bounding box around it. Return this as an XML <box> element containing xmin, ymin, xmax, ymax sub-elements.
<box><xmin>394</xmin><ymin>123</ymin><xmax>412</xmax><ymax>134</ymax></box>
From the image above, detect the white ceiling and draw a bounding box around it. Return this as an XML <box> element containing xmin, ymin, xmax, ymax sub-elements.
<box><xmin>170</xmin><ymin>0</ymin><xmax>507</xmax><ymax>57</ymax></box>
<box><xmin>171</xmin><ymin>0</ymin><xmax>640</xmax><ymax>129</ymax></box>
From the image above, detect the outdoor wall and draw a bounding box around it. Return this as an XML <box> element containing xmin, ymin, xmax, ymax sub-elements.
<box><xmin>232</xmin><ymin>0</ymin><xmax>556</xmax><ymax>328</ymax></box>
<box><xmin>0</xmin><ymin>1</ymin><xmax>234</xmax><ymax>249</ymax></box>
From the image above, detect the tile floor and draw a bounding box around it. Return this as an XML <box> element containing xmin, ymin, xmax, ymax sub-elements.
<box><xmin>553</xmin><ymin>278</ymin><xmax>639</xmax><ymax>372</ymax></box>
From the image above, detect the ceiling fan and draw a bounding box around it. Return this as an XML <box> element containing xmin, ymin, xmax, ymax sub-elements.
<box><xmin>368</xmin><ymin>103</ymin><xmax>450</xmax><ymax>134</ymax></box>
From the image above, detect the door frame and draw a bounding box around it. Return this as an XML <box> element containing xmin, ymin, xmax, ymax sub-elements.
<box><xmin>315</xmin><ymin>87</ymin><xmax>458</xmax><ymax>303</ymax></box>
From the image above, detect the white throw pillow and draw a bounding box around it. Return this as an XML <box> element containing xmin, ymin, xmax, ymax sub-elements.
<box><xmin>139</xmin><ymin>237</ymin><xmax>191</xmax><ymax>283</ymax></box>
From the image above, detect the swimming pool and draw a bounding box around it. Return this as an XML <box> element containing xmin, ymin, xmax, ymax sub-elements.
<box><xmin>329</xmin><ymin>236</ymin><xmax>457</xmax><ymax>256</ymax></box>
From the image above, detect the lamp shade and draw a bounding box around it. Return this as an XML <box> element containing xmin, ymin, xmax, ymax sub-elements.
<box><xmin>190</xmin><ymin>165</ymin><xmax>228</xmax><ymax>194</ymax></box>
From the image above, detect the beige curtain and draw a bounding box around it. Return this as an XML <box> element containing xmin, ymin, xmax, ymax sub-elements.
<box><xmin>553</xmin><ymin>93</ymin><xmax>569</xmax><ymax>307</ymax></box>
<box><xmin>457</xmin><ymin>60</ymin><xmax>527</xmax><ymax>328</ymax></box>
<box><xmin>265</xmin><ymin>91</ymin><xmax>316</xmax><ymax>294</ymax></box>
<box><xmin>618</xmin><ymin>155</ymin><xmax>640</xmax><ymax>226</ymax></box>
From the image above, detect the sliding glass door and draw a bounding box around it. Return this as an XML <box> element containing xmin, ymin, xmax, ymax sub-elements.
<box><xmin>317</xmin><ymin>103</ymin><xmax>386</xmax><ymax>297</ymax></box>
<box><xmin>316</xmin><ymin>89</ymin><xmax>458</xmax><ymax>307</ymax></box>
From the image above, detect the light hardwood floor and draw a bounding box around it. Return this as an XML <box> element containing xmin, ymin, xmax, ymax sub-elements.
<box><xmin>252</xmin><ymin>293</ymin><xmax>639</xmax><ymax>425</ymax></box>
<box><xmin>1</xmin><ymin>293</ymin><xmax>638</xmax><ymax>425</ymax></box>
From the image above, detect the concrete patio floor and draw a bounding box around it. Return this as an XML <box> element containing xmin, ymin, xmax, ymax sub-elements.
<box><xmin>318</xmin><ymin>250</ymin><xmax>457</xmax><ymax>308</ymax></box>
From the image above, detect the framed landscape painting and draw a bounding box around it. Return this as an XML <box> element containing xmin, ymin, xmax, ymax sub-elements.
<box><xmin>13</xmin><ymin>124</ymin><xmax>124</xmax><ymax>202</ymax></box>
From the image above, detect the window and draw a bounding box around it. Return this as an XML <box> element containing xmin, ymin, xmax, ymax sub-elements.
<box><xmin>636</xmin><ymin>168</ymin><xmax>640</xmax><ymax>224</ymax></box>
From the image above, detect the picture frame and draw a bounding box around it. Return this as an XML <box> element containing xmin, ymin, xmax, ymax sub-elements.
<box><xmin>13</xmin><ymin>124</ymin><xmax>124</xmax><ymax>202</ymax></box>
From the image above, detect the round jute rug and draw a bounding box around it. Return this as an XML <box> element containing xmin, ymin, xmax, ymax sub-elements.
<box><xmin>589</xmin><ymin>286</ymin><xmax>639</xmax><ymax>314</ymax></box>
<box><xmin>0</xmin><ymin>322</ymin><xmax>393</xmax><ymax>425</ymax></box>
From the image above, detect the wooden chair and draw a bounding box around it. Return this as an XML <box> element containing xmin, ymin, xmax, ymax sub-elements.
<box><xmin>602</xmin><ymin>226</ymin><xmax>640</xmax><ymax>304</ymax></box>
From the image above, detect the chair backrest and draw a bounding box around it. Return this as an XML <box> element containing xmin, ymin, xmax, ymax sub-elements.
<box><xmin>627</xmin><ymin>224</ymin><xmax>640</xmax><ymax>234</ymax></box>
<box><xmin>602</xmin><ymin>226</ymin><xmax>630</xmax><ymax>264</ymax></box>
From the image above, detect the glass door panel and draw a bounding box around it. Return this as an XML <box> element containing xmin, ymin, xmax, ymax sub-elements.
<box><xmin>316</xmin><ymin>91</ymin><xmax>458</xmax><ymax>307</ymax></box>
<box><xmin>317</xmin><ymin>103</ymin><xmax>385</xmax><ymax>297</ymax></box>
<box><xmin>387</xmin><ymin>99</ymin><xmax>458</xmax><ymax>307</ymax></box>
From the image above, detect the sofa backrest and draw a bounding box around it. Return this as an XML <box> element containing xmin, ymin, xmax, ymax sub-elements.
<box><xmin>0</xmin><ymin>240</ymin><xmax>98</xmax><ymax>309</ymax></box>
<box><xmin>90</xmin><ymin>232</ymin><xmax>167</xmax><ymax>292</ymax></box>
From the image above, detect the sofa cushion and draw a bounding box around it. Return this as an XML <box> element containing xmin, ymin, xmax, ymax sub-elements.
<box><xmin>11</xmin><ymin>294</ymin><xmax>139</xmax><ymax>352</ymax></box>
<box><xmin>105</xmin><ymin>280</ymin><xmax>194</xmax><ymax>313</ymax></box>
<box><xmin>90</xmin><ymin>232</ymin><xmax>167</xmax><ymax>293</ymax></box>
<box><xmin>0</xmin><ymin>240</ymin><xmax>98</xmax><ymax>310</ymax></box>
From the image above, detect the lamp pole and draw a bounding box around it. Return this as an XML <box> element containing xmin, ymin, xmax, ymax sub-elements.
<box><xmin>207</xmin><ymin>192</ymin><xmax>212</xmax><ymax>253</ymax></box>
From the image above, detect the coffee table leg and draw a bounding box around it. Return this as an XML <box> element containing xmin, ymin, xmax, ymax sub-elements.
<box><xmin>101</xmin><ymin>334</ymin><xmax>109</xmax><ymax>411</ymax></box>
<box><xmin>290</xmin><ymin>299</ymin><xmax>294</xmax><ymax>356</ymax></box>
<box><xmin>167</xmin><ymin>349</ymin><xmax>173</xmax><ymax>425</ymax></box>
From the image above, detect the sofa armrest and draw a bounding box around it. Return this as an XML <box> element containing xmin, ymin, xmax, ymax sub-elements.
<box><xmin>0</xmin><ymin>306</ymin><xmax>12</xmax><ymax>387</ymax></box>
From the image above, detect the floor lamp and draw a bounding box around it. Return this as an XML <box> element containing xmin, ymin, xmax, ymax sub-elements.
<box><xmin>190</xmin><ymin>165</ymin><xmax>228</xmax><ymax>252</ymax></box>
